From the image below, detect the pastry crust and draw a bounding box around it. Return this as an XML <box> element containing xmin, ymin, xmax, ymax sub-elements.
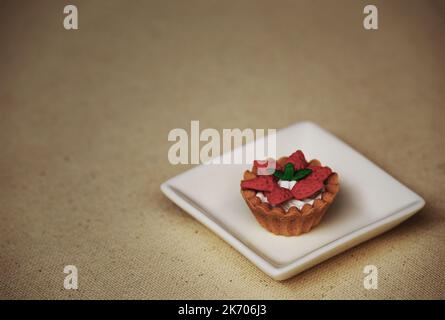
<box><xmin>241</xmin><ymin>157</ymin><xmax>340</xmax><ymax>236</ymax></box>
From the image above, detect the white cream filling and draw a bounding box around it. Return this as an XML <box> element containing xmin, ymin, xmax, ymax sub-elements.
<box><xmin>256</xmin><ymin>179</ymin><xmax>323</xmax><ymax>211</ymax></box>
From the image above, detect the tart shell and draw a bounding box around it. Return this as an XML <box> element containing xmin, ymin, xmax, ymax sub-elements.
<box><xmin>241</xmin><ymin>157</ymin><xmax>340</xmax><ymax>236</ymax></box>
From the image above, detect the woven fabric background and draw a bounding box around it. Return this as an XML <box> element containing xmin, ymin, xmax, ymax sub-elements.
<box><xmin>0</xmin><ymin>0</ymin><xmax>444</xmax><ymax>299</ymax></box>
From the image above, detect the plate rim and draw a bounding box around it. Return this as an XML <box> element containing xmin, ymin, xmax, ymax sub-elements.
<box><xmin>160</xmin><ymin>121</ymin><xmax>426</xmax><ymax>280</ymax></box>
<box><xmin>161</xmin><ymin>182</ymin><xmax>424</xmax><ymax>280</ymax></box>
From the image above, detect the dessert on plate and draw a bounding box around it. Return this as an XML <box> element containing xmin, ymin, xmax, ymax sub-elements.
<box><xmin>240</xmin><ymin>150</ymin><xmax>339</xmax><ymax>236</ymax></box>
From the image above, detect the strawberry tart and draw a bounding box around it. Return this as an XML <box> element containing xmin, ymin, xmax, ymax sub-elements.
<box><xmin>240</xmin><ymin>150</ymin><xmax>339</xmax><ymax>236</ymax></box>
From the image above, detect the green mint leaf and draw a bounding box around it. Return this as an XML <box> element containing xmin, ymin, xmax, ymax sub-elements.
<box><xmin>282</xmin><ymin>163</ymin><xmax>295</xmax><ymax>180</ymax></box>
<box><xmin>273</xmin><ymin>170</ymin><xmax>284</xmax><ymax>179</ymax></box>
<box><xmin>293</xmin><ymin>168</ymin><xmax>312</xmax><ymax>181</ymax></box>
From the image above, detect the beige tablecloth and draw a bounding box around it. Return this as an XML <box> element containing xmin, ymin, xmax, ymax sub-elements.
<box><xmin>1</xmin><ymin>0</ymin><xmax>444</xmax><ymax>299</ymax></box>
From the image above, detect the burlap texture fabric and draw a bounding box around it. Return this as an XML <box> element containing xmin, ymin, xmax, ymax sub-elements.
<box><xmin>0</xmin><ymin>0</ymin><xmax>444</xmax><ymax>299</ymax></box>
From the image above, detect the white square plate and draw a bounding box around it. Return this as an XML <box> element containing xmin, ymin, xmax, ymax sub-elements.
<box><xmin>161</xmin><ymin>121</ymin><xmax>425</xmax><ymax>280</ymax></box>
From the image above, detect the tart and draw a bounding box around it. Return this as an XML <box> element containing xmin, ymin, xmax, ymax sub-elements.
<box><xmin>240</xmin><ymin>150</ymin><xmax>339</xmax><ymax>236</ymax></box>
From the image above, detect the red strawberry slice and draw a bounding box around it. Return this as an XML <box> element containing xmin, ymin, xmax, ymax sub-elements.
<box><xmin>254</xmin><ymin>159</ymin><xmax>282</xmax><ymax>172</ymax></box>
<box><xmin>241</xmin><ymin>175</ymin><xmax>275</xmax><ymax>192</ymax></box>
<box><xmin>286</xmin><ymin>150</ymin><xmax>308</xmax><ymax>170</ymax></box>
<box><xmin>306</xmin><ymin>165</ymin><xmax>332</xmax><ymax>182</ymax></box>
<box><xmin>254</xmin><ymin>160</ymin><xmax>268</xmax><ymax>168</ymax></box>
<box><xmin>291</xmin><ymin>179</ymin><xmax>324</xmax><ymax>200</ymax></box>
<box><xmin>265</xmin><ymin>185</ymin><xmax>293</xmax><ymax>206</ymax></box>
